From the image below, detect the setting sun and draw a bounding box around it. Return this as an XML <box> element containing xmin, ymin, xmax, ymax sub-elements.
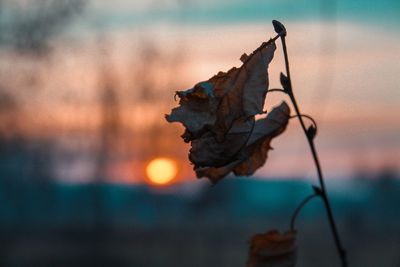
<box><xmin>146</xmin><ymin>157</ymin><xmax>178</xmax><ymax>185</ymax></box>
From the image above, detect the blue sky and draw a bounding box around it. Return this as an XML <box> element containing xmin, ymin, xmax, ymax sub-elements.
<box><xmin>88</xmin><ymin>0</ymin><xmax>400</xmax><ymax>30</ymax></box>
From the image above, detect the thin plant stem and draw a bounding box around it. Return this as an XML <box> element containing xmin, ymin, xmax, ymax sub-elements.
<box><xmin>290</xmin><ymin>193</ymin><xmax>319</xmax><ymax>231</ymax></box>
<box><xmin>290</xmin><ymin>114</ymin><xmax>318</xmax><ymax>133</ymax></box>
<box><xmin>275</xmin><ymin>22</ymin><xmax>348</xmax><ymax>267</ymax></box>
<box><xmin>267</xmin><ymin>88</ymin><xmax>286</xmax><ymax>93</ymax></box>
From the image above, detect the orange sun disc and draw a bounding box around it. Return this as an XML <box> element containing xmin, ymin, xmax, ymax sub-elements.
<box><xmin>146</xmin><ymin>157</ymin><xmax>178</xmax><ymax>185</ymax></box>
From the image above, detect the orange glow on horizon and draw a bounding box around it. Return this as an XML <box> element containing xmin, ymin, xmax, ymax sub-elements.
<box><xmin>145</xmin><ymin>157</ymin><xmax>178</xmax><ymax>186</ymax></box>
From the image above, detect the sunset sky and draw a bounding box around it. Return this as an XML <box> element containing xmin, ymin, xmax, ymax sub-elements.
<box><xmin>1</xmin><ymin>0</ymin><xmax>399</xmax><ymax>183</ymax></box>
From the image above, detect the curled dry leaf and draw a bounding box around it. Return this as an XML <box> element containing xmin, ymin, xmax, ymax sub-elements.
<box><xmin>246</xmin><ymin>230</ymin><xmax>297</xmax><ymax>267</ymax></box>
<box><xmin>166</xmin><ymin>40</ymin><xmax>276</xmax><ymax>142</ymax></box>
<box><xmin>166</xmin><ymin>38</ymin><xmax>289</xmax><ymax>184</ymax></box>
<box><xmin>195</xmin><ymin>102</ymin><xmax>290</xmax><ymax>184</ymax></box>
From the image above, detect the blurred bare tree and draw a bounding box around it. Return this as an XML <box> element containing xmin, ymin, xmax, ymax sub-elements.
<box><xmin>0</xmin><ymin>0</ymin><xmax>86</xmax><ymax>202</ymax></box>
<box><xmin>129</xmin><ymin>0</ymin><xmax>189</xmax><ymax>168</ymax></box>
<box><xmin>0</xmin><ymin>0</ymin><xmax>86</xmax><ymax>136</ymax></box>
<box><xmin>0</xmin><ymin>0</ymin><xmax>85</xmax><ymax>55</ymax></box>
<box><xmin>135</xmin><ymin>39</ymin><xmax>162</xmax><ymax>102</ymax></box>
<box><xmin>97</xmin><ymin>62</ymin><xmax>121</xmax><ymax>182</ymax></box>
<box><xmin>0</xmin><ymin>87</ymin><xmax>18</xmax><ymax>139</ymax></box>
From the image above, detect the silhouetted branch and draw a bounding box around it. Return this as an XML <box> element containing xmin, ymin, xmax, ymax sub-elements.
<box><xmin>273</xmin><ymin>19</ymin><xmax>348</xmax><ymax>267</ymax></box>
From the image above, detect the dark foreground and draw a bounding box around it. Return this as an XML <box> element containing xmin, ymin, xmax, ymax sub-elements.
<box><xmin>0</xmin><ymin>176</ymin><xmax>399</xmax><ymax>267</ymax></box>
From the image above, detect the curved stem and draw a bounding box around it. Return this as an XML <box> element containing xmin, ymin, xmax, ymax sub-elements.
<box><xmin>290</xmin><ymin>114</ymin><xmax>318</xmax><ymax>133</ymax></box>
<box><xmin>278</xmin><ymin>29</ymin><xmax>348</xmax><ymax>267</ymax></box>
<box><xmin>290</xmin><ymin>193</ymin><xmax>319</xmax><ymax>231</ymax></box>
<box><xmin>267</xmin><ymin>88</ymin><xmax>287</xmax><ymax>93</ymax></box>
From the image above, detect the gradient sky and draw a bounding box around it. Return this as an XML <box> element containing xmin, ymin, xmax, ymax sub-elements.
<box><xmin>1</xmin><ymin>0</ymin><xmax>399</xmax><ymax>183</ymax></box>
<box><xmin>87</xmin><ymin>0</ymin><xmax>400</xmax><ymax>179</ymax></box>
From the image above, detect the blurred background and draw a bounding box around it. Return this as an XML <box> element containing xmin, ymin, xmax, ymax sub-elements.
<box><xmin>0</xmin><ymin>0</ymin><xmax>399</xmax><ymax>266</ymax></box>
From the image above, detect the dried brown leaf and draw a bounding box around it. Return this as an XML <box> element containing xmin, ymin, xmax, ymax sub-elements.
<box><xmin>165</xmin><ymin>82</ymin><xmax>218</xmax><ymax>142</ymax></box>
<box><xmin>166</xmin><ymin>40</ymin><xmax>276</xmax><ymax>142</ymax></box>
<box><xmin>213</xmin><ymin>40</ymin><xmax>276</xmax><ymax>141</ymax></box>
<box><xmin>246</xmin><ymin>230</ymin><xmax>297</xmax><ymax>267</ymax></box>
<box><xmin>194</xmin><ymin>102</ymin><xmax>290</xmax><ymax>184</ymax></box>
<box><xmin>234</xmin><ymin>101</ymin><xmax>290</xmax><ymax>176</ymax></box>
<box><xmin>189</xmin><ymin>117</ymin><xmax>254</xmax><ymax>168</ymax></box>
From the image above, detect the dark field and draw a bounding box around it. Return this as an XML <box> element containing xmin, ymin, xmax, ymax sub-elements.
<box><xmin>0</xmin><ymin>176</ymin><xmax>399</xmax><ymax>267</ymax></box>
